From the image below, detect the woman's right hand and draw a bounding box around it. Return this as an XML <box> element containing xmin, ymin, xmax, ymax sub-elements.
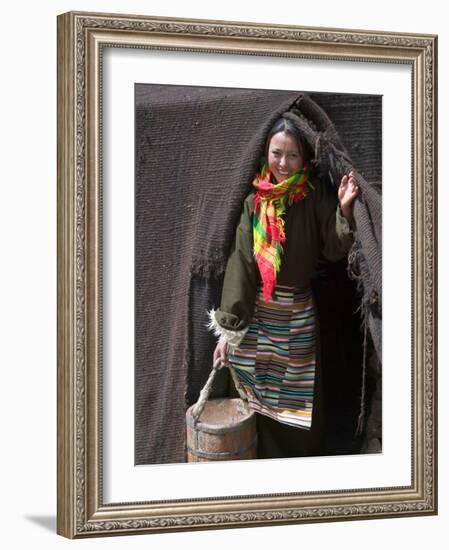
<box><xmin>213</xmin><ymin>337</ymin><xmax>228</xmax><ymax>369</ymax></box>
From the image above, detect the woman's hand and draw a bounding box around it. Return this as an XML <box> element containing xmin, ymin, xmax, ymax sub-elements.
<box><xmin>338</xmin><ymin>171</ymin><xmax>359</xmax><ymax>221</ymax></box>
<box><xmin>213</xmin><ymin>337</ymin><xmax>228</xmax><ymax>369</ymax></box>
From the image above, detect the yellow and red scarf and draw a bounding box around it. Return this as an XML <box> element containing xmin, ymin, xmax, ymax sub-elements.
<box><xmin>253</xmin><ymin>164</ymin><xmax>313</xmax><ymax>301</ymax></box>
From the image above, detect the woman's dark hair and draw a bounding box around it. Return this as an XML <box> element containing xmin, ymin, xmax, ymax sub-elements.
<box><xmin>264</xmin><ymin>117</ymin><xmax>313</xmax><ymax>163</ymax></box>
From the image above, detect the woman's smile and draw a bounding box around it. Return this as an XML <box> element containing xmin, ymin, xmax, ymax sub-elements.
<box><xmin>267</xmin><ymin>131</ymin><xmax>304</xmax><ymax>183</ymax></box>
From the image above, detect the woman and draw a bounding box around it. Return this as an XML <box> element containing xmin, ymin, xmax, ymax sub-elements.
<box><xmin>207</xmin><ymin>116</ymin><xmax>359</xmax><ymax>458</ymax></box>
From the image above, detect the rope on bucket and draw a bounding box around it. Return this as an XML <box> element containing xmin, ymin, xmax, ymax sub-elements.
<box><xmin>191</xmin><ymin>360</ymin><xmax>251</xmax><ymax>425</ymax></box>
<box><xmin>191</xmin><ymin>359</ymin><xmax>221</xmax><ymax>424</ymax></box>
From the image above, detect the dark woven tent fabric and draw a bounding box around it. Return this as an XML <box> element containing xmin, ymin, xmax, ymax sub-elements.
<box><xmin>135</xmin><ymin>85</ymin><xmax>382</xmax><ymax>464</ymax></box>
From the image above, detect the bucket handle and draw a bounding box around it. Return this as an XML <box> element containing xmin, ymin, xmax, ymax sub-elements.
<box><xmin>191</xmin><ymin>359</ymin><xmax>221</xmax><ymax>424</ymax></box>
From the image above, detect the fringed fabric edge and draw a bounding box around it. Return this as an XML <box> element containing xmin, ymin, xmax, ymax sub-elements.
<box><xmin>206</xmin><ymin>309</ymin><xmax>248</xmax><ymax>352</ymax></box>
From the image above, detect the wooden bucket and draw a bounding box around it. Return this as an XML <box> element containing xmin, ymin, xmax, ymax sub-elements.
<box><xmin>186</xmin><ymin>363</ymin><xmax>257</xmax><ymax>462</ymax></box>
<box><xmin>186</xmin><ymin>398</ymin><xmax>257</xmax><ymax>462</ymax></box>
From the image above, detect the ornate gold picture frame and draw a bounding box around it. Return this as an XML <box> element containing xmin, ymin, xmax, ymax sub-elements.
<box><xmin>57</xmin><ymin>11</ymin><xmax>437</xmax><ymax>538</ymax></box>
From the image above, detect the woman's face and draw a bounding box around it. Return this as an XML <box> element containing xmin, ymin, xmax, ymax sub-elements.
<box><xmin>267</xmin><ymin>131</ymin><xmax>304</xmax><ymax>183</ymax></box>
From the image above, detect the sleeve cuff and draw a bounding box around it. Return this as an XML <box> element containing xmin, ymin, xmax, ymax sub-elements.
<box><xmin>206</xmin><ymin>309</ymin><xmax>248</xmax><ymax>351</ymax></box>
<box><xmin>336</xmin><ymin>204</ymin><xmax>356</xmax><ymax>234</ymax></box>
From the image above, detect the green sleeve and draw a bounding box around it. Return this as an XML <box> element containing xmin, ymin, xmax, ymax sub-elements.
<box><xmin>213</xmin><ymin>193</ymin><xmax>258</xmax><ymax>333</ymax></box>
<box><xmin>317</xmin><ymin>180</ymin><xmax>355</xmax><ymax>262</ymax></box>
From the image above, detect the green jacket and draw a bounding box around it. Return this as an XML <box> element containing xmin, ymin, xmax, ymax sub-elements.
<box><xmin>214</xmin><ymin>175</ymin><xmax>355</xmax><ymax>334</ymax></box>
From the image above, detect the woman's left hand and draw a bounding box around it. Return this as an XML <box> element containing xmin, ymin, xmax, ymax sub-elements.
<box><xmin>338</xmin><ymin>171</ymin><xmax>359</xmax><ymax>220</ymax></box>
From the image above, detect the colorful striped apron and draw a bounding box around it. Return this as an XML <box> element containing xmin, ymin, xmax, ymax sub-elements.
<box><xmin>228</xmin><ymin>286</ymin><xmax>316</xmax><ymax>429</ymax></box>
